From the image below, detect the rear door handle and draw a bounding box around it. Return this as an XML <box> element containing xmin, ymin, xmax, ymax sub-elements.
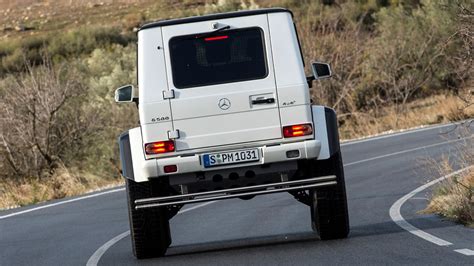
<box><xmin>252</xmin><ymin>98</ymin><xmax>275</xmax><ymax>105</ymax></box>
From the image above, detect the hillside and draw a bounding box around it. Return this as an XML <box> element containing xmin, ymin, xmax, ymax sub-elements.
<box><xmin>0</xmin><ymin>0</ymin><xmax>201</xmax><ymax>39</ymax></box>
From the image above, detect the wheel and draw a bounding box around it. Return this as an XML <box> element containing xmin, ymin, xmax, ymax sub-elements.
<box><xmin>126</xmin><ymin>178</ymin><xmax>171</xmax><ymax>259</ymax></box>
<box><xmin>310</xmin><ymin>151</ymin><xmax>350</xmax><ymax>240</ymax></box>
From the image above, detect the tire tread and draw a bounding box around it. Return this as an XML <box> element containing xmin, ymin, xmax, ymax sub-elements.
<box><xmin>126</xmin><ymin>179</ymin><xmax>171</xmax><ymax>259</ymax></box>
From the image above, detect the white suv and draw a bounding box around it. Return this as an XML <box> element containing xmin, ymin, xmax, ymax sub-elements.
<box><xmin>115</xmin><ymin>7</ymin><xmax>349</xmax><ymax>259</ymax></box>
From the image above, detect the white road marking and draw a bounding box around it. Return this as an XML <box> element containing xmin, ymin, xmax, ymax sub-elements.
<box><xmin>86</xmin><ymin>231</ymin><xmax>130</xmax><ymax>266</ymax></box>
<box><xmin>454</xmin><ymin>249</ymin><xmax>474</xmax><ymax>256</ymax></box>
<box><xmin>389</xmin><ymin>166</ymin><xmax>473</xmax><ymax>248</ymax></box>
<box><xmin>86</xmin><ymin>201</ymin><xmax>216</xmax><ymax>266</ymax></box>
<box><xmin>343</xmin><ymin>136</ymin><xmax>472</xmax><ymax>167</ymax></box>
<box><xmin>341</xmin><ymin>121</ymin><xmax>463</xmax><ymax>146</ymax></box>
<box><xmin>0</xmin><ymin>188</ymin><xmax>125</xmax><ymax>220</ymax></box>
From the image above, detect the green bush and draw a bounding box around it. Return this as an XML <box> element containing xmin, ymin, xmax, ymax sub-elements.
<box><xmin>358</xmin><ymin>0</ymin><xmax>466</xmax><ymax>109</ymax></box>
<box><xmin>48</xmin><ymin>27</ymin><xmax>134</xmax><ymax>61</ymax></box>
<box><xmin>72</xmin><ymin>44</ymin><xmax>137</xmax><ymax>177</ymax></box>
<box><xmin>0</xmin><ymin>26</ymin><xmax>136</xmax><ymax>76</ymax></box>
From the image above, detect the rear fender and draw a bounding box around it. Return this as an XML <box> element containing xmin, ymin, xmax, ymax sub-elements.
<box><xmin>118</xmin><ymin>127</ymin><xmax>158</xmax><ymax>182</ymax></box>
<box><xmin>312</xmin><ymin>106</ymin><xmax>341</xmax><ymax>160</ymax></box>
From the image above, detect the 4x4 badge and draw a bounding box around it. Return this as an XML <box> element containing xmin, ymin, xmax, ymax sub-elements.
<box><xmin>218</xmin><ymin>98</ymin><xmax>231</xmax><ymax>110</ymax></box>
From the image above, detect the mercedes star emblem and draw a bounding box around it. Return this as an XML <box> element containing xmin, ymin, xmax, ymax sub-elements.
<box><xmin>218</xmin><ymin>98</ymin><xmax>231</xmax><ymax>110</ymax></box>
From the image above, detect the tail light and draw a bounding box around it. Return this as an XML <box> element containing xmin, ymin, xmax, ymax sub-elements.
<box><xmin>204</xmin><ymin>35</ymin><xmax>228</xmax><ymax>41</ymax></box>
<box><xmin>283</xmin><ymin>124</ymin><xmax>313</xmax><ymax>138</ymax></box>
<box><xmin>164</xmin><ymin>165</ymin><xmax>177</xmax><ymax>173</ymax></box>
<box><xmin>145</xmin><ymin>140</ymin><xmax>175</xmax><ymax>155</ymax></box>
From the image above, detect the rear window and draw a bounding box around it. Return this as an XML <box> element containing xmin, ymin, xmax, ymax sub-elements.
<box><xmin>169</xmin><ymin>27</ymin><xmax>268</xmax><ymax>89</ymax></box>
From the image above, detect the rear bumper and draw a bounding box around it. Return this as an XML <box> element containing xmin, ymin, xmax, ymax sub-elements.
<box><xmin>121</xmin><ymin>105</ymin><xmax>338</xmax><ymax>182</ymax></box>
<box><xmin>154</xmin><ymin>139</ymin><xmax>321</xmax><ymax>177</ymax></box>
<box><xmin>129</xmin><ymin>138</ymin><xmax>320</xmax><ymax>182</ymax></box>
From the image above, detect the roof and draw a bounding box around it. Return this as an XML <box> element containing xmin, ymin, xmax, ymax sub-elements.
<box><xmin>139</xmin><ymin>7</ymin><xmax>292</xmax><ymax>31</ymax></box>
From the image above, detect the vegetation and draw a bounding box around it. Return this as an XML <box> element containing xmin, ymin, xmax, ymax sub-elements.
<box><xmin>0</xmin><ymin>0</ymin><xmax>472</xmax><ymax>209</ymax></box>
<box><xmin>423</xmin><ymin>134</ymin><xmax>473</xmax><ymax>227</ymax></box>
<box><xmin>426</xmin><ymin>169</ymin><xmax>473</xmax><ymax>227</ymax></box>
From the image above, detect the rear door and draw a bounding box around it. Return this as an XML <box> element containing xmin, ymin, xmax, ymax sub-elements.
<box><xmin>162</xmin><ymin>14</ymin><xmax>282</xmax><ymax>151</ymax></box>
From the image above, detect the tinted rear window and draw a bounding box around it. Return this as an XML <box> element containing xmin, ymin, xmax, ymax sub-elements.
<box><xmin>169</xmin><ymin>27</ymin><xmax>267</xmax><ymax>89</ymax></box>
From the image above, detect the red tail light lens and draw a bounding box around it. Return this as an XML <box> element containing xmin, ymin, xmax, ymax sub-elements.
<box><xmin>145</xmin><ymin>140</ymin><xmax>175</xmax><ymax>154</ymax></box>
<box><xmin>283</xmin><ymin>124</ymin><xmax>313</xmax><ymax>138</ymax></box>
<box><xmin>204</xmin><ymin>35</ymin><xmax>228</xmax><ymax>41</ymax></box>
<box><xmin>164</xmin><ymin>165</ymin><xmax>178</xmax><ymax>173</ymax></box>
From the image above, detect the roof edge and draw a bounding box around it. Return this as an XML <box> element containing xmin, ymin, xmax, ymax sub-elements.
<box><xmin>139</xmin><ymin>8</ymin><xmax>292</xmax><ymax>31</ymax></box>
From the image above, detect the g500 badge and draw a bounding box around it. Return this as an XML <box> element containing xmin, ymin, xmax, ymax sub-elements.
<box><xmin>151</xmin><ymin>116</ymin><xmax>170</xmax><ymax>123</ymax></box>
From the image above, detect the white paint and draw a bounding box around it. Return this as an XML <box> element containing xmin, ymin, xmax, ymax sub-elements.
<box><xmin>454</xmin><ymin>249</ymin><xmax>474</xmax><ymax>256</ymax></box>
<box><xmin>129</xmin><ymin>127</ymin><xmax>159</xmax><ymax>183</ymax></box>
<box><xmin>0</xmin><ymin>188</ymin><xmax>125</xmax><ymax>220</ymax></box>
<box><xmin>312</xmin><ymin>105</ymin><xmax>330</xmax><ymax>160</ymax></box>
<box><xmin>389</xmin><ymin>166</ymin><xmax>473</xmax><ymax>247</ymax></box>
<box><xmin>158</xmin><ymin>14</ymin><xmax>287</xmax><ymax>152</ymax></box>
<box><xmin>86</xmin><ymin>201</ymin><xmax>216</xmax><ymax>266</ymax></box>
<box><xmin>86</xmin><ymin>231</ymin><xmax>130</xmax><ymax>266</ymax></box>
<box><xmin>344</xmin><ymin>136</ymin><xmax>472</xmax><ymax>167</ymax></box>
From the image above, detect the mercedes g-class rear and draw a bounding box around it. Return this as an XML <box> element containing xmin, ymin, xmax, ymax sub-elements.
<box><xmin>115</xmin><ymin>8</ymin><xmax>349</xmax><ymax>259</ymax></box>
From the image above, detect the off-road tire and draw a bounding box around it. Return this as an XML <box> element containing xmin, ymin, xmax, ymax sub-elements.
<box><xmin>310</xmin><ymin>151</ymin><xmax>350</xmax><ymax>240</ymax></box>
<box><xmin>126</xmin><ymin>178</ymin><xmax>171</xmax><ymax>259</ymax></box>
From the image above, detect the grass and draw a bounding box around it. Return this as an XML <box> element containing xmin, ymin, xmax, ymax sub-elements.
<box><xmin>0</xmin><ymin>166</ymin><xmax>123</xmax><ymax>210</ymax></box>
<box><xmin>419</xmin><ymin>119</ymin><xmax>473</xmax><ymax>227</ymax></box>
<box><xmin>423</xmin><ymin>166</ymin><xmax>473</xmax><ymax>228</ymax></box>
<box><xmin>338</xmin><ymin>91</ymin><xmax>474</xmax><ymax>140</ymax></box>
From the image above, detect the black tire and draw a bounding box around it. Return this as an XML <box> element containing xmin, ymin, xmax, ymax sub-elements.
<box><xmin>126</xmin><ymin>178</ymin><xmax>171</xmax><ymax>259</ymax></box>
<box><xmin>310</xmin><ymin>151</ymin><xmax>350</xmax><ymax>240</ymax></box>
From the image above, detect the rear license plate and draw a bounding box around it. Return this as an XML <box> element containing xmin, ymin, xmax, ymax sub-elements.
<box><xmin>203</xmin><ymin>149</ymin><xmax>259</xmax><ymax>168</ymax></box>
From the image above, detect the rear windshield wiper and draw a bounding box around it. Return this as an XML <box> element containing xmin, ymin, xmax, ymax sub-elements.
<box><xmin>195</xmin><ymin>25</ymin><xmax>231</xmax><ymax>39</ymax></box>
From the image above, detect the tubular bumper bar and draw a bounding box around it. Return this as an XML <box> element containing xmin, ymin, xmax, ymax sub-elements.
<box><xmin>134</xmin><ymin>175</ymin><xmax>337</xmax><ymax>209</ymax></box>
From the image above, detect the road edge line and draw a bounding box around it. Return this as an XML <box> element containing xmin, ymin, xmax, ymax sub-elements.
<box><xmin>389</xmin><ymin>166</ymin><xmax>473</xmax><ymax>247</ymax></box>
<box><xmin>0</xmin><ymin>187</ymin><xmax>125</xmax><ymax>220</ymax></box>
<box><xmin>341</xmin><ymin>121</ymin><xmax>461</xmax><ymax>146</ymax></box>
<box><xmin>344</xmin><ymin>136</ymin><xmax>472</xmax><ymax>167</ymax></box>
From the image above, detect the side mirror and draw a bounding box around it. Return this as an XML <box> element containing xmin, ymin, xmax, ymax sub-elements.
<box><xmin>115</xmin><ymin>85</ymin><xmax>135</xmax><ymax>103</ymax></box>
<box><xmin>311</xmin><ymin>62</ymin><xmax>332</xmax><ymax>80</ymax></box>
<box><xmin>306</xmin><ymin>62</ymin><xmax>332</xmax><ymax>88</ymax></box>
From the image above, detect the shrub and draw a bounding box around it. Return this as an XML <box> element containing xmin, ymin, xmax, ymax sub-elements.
<box><xmin>47</xmin><ymin>27</ymin><xmax>133</xmax><ymax>61</ymax></box>
<box><xmin>0</xmin><ymin>26</ymin><xmax>136</xmax><ymax>76</ymax></box>
<box><xmin>0</xmin><ymin>57</ymin><xmax>91</xmax><ymax>180</ymax></box>
<box><xmin>295</xmin><ymin>1</ymin><xmax>369</xmax><ymax>116</ymax></box>
<box><xmin>359</xmin><ymin>0</ymin><xmax>466</xmax><ymax>109</ymax></box>
<box><xmin>77</xmin><ymin>44</ymin><xmax>138</xmax><ymax>176</ymax></box>
<box><xmin>0</xmin><ymin>41</ymin><xmax>138</xmax><ymax>180</ymax></box>
<box><xmin>427</xmin><ymin>170</ymin><xmax>473</xmax><ymax>227</ymax></box>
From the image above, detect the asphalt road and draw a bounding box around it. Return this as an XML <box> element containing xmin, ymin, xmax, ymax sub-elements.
<box><xmin>1</xmin><ymin>122</ymin><xmax>473</xmax><ymax>265</ymax></box>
